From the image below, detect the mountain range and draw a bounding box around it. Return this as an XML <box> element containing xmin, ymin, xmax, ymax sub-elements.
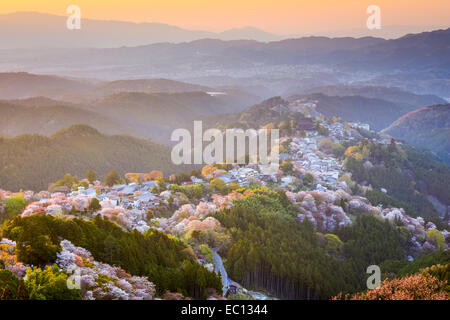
<box><xmin>2</xmin><ymin>27</ymin><xmax>449</xmax><ymax>97</ymax></box>
<box><xmin>285</xmin><ymin>85</ymin><xmax>447</xmax><ymax>108</ymax></box>
<box><xmin>287</xmin><ymin>92</ymin><xmax>444</xmax><ymax>132</ymax></box>
<box><xmin>0</xmin><ymin>11</ymin><xmax>282</xmax><ymax>49</ymax></box>
<box><xmin>0</xmin><ymin>72</ymin><xmax>447</xmax><ymax>148</ymax></box>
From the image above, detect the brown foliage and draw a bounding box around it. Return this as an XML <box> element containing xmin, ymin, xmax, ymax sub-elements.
<box><xmin>333</xmin><ymin>273</ymin><xmax>449</xmax><ymax>300</ymax></box>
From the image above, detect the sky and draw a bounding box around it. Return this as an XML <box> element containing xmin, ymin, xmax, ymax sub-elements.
<box><xmin>1</xmin><ymin>0</ymin><xmax>449</xmax><ymax>34</ymax></box>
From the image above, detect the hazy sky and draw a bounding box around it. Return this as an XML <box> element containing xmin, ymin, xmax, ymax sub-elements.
<box><xmin>1</xmin><ymin>0</ymin><xmax>449</xmax><ymax>34</ymax></box>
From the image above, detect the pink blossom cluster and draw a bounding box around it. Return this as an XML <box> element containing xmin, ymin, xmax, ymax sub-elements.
<box><xmin>155</xmin><ymin>203</ymin><xmax>221</xmax><ymax>236</ymax></box>
<box><xmin>287</xmin><ymin>190</ymin><xmax>353</xmax><ymax>232</ymax></box>
<box><xmin>99</xmin><ymin>206</ymin><xmax>132</xmax><ymax>229</ymax></box>
<box><xmin>0</xmin><ymin>238</ymin><xmax>27</xmax><ymax>278</ymax></box>
<box><xmin>212</xmin><ymin>192</ymin><xmax>244</xmax><ymax>210</ymax></box>
<box><xmin>379</xmin><ymin>208</ymin><xmax>449</xmax><ymax>254</ymax></box>
<box><xmin>21</xmin><ymin>194</ymin><xmax>95</xmax><ymax>217</ymax></box>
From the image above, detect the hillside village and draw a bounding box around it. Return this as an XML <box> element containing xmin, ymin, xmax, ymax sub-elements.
<box><xmin>1</xmin><ymin>102</ymin><xmax>448</xmax><ymax>300</ymax></box>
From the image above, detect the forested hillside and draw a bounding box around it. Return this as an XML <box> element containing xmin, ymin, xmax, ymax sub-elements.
<box><xmin>2</xmin><ymin>214</ymin><xmax>222</xmax><ymax>299</ymax></box>
<box><xmin>0</xmin><ymin>101</ymin><xmax>147</xmax><ymax>138</ymax></box>
<box><xmin>382</xmin><ymin>104</ymin><xmax>450</xmax><ymax>162</ymax></box>
<box><xmin>0</xmin><ymin>125</ymin><xmax>191</xmax><ymax>191</ymax></box>
<box><xmin>214</xmin><ymin>189</ymin><xmax>419</xmax><ymax>299</ymax></box>
<box><xmin>344</xmin><ymin>139</ymin><xmax>450</xmax><ymax>218</ymax></box>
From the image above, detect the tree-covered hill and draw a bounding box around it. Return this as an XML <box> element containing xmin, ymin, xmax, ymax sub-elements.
<box><xmin>0</xmin><ymin>100</ymin><xmax>148</xmax><ymax>138</ymax></box>
<box><xmin>382</xmin><ymin>104</ymin><xmax>450</xmax><ymax>163</ymax></box>
<box><xmin>0</xmin><ymin>125</ymin><xmax>190</xmax><ymax>191</ymax></box>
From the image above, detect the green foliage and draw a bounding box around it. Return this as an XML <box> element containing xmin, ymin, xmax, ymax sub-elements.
<box><xmin>3</xmin><ymin>215</ymin><xmax>221</xmax><ymax>299</ymax></box>
<box><xmin>1</xmin><ymin>195</ymin><xmax>27</xmax><ymax>223</ymax></box>
<box><xmin>422</xmin><ymin>263</ymin><xmax>450</xmax><ymax>291</ymax></box>
<box><xmin>380</xmin><ymin>251</ymin><xmax>450</xmax><ymax>277</ymax></box>
<box><xmin>335</xmin><ymin>215</ymin><xmax>406</xmax><ymax>291</ymax></box>
<box><xmin>198</xmin><ymin>244</ymin><xmax>214</xmax><ymax>264</ymax></box>
<box><xmin>13</xmin><ymin>227</ymin><xmax>60</xmax><ymax>266</ymax></box>
<box><xmin>215</xmin><ymin>191</ymin><xmax>352</xmax><ymax>299</ymax></box>
<box><xmin>78</xmin><ymin>180</ymin><xmax>89</xmax><ymax>189</ymax></box>
<box><xmin>366</xmin><ymin>189</ymin><xmax>409</xmax><ymax>210</ymax></box>
<box><xmin>324</xmin><ymin>234</ymin><xmax>344</xmax><ymax>255</ymax></box>
<box><xmin>169</xmin><ymin>183</ymin><xmax>204</xmax><ymax>200</ymax></box>
<box><xmin>405</xmin><ymin>148</ymin><xmax>450</xmax><ymax>204</ymax></box>
<box><xmin>344</xmin><ymin>141</ymin><xmax>438</xmax><ymax>217</ymax></box>
<box><xmin>0</xmin><ymin>269</ymin><xmax>28</xmax><ymax>300</ymax></box>
<box><xmin>427</xmin><ymin>229</ymin><xmax>446</xmax><ymax>250</ymax></box>
<box><xmin>89</xmin><ymin>198</ymin><xmax>101</xmax><ymax>212</ymax></box>
<box><xmin>54</xmin><ymin>173</ymin><xmax>77</xmax><ymax>189</ymax></box>
<box><xmin>303</xmin><ymin>173</ymin><xmax>314</xmax><ymax>187</ymax></box>
<box><xmin>104</xmin><ymin>170</ymin><xmax>121</xmax><ymax>187</ymax></box>
<box><xmin>24</xmin><ymin>265</ymin><xmax>82</xmax><ymax>300</ymax></box>
<box><xmin>279</xmin><ymin>139</ymin><xmax>292</xmax><ymax>153</ymax></box>
<box><xmin>155</xmin><ymin>177</ymin><xmax>167</xmax><ymax>192</ymax></box>
<box><xmin>210</xmin><ymin>178</ymin><xmax>226</xmax><ymax>194</ymax></box>
<box><xmin>280</xmin><ymin>160</ymin><xmax>294</xmax><ymax>174</ymax></box>
<box><xmin>86</xmin><ymin>169</ymin><xmax>97</xmax><ymax>183</ymax></box>
<box><xmin>315</xmin><ymin>124</ymin><xmax>329</xmax><ymax>136</ymax></box>
<box><xmin>319</xmin><ymin>139</ymin><xmax>345</xmax><ymax>158</ymax></box>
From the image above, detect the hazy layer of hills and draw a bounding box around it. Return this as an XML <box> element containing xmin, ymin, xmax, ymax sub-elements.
<box><xmin>0</xmin><ymin>125</ymin><xmax>192</xmax><ymax>191</ymax></box>
<box><xmin>199</xmin><ymin>96</ymin><xmax>301</xmax><ymax>130</ymax></box>
<box><xmin>0</xmin><ymin>91</ymin><xmax>256</xmax><ymax>144</ymax></box>
<box><xmin>0</xmin><ymin>72</ymin><xmax>257</xmax><ymax>102</ymax></box>
<box><xmin>0</xmin><ymin>73</ymin><xmax>260</xmax><ymax>144</ymax></box>
<box><xmin>1</xmin><ymin>72</ymin><xmax>446</xmax><ymax>147</ymax></box>
<box><xmin>383</xmin><ymin>104</ymin><xmax>450</xmax><ymax>162</ymax></box>
<box><xmin>0</xmin><ymin>12</ymin><xmax>282</xmax><ymax>49</ymax></box>
<box><xmin>0</xmin><ymin>72</ymin><xmax>93</xmax><ymax>101</ymax></box>
<box><xmin>286</xmin><ymin>85</ymin><xmax>447</xmax><ymax>108</ymax></box>
<box><xmin>92</xmin><ymin>91</ymin><xmax>257</xmax><ymax>144</ymax></box>
<box><xmin>0</xmin><ymin>100</ymin><xmax>149</xmax><ymax>138</ymax></box>
<box><xmin>289</xmin><ymin>93</ymin><xmax>419</xmax><ymax>131</ymax></box>
<box><xmin>2</xmin><ymin>28</ymin><xmax>448</xmax><ymax>97</ymax></box>
<box><xmin>1</xmin><ymin>12</ymin><xmax>444</xmax><ymax>50</ymax></box>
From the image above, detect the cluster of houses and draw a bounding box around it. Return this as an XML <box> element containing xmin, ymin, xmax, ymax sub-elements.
<box><xmin>70</xmin><ymin>181</ymin><xmax>160</xmax><ymax>212</ymax></box>
<box><xmin>279</xmin><ymin>132</ymin><xmax>340</xmax><ymax>189</ymax></box>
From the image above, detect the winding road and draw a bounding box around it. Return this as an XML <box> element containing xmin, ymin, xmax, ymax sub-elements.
<box><xmin>212</xmin><ymin>248</ymin><xmax>230</xmax><ymax>296</ymax></box>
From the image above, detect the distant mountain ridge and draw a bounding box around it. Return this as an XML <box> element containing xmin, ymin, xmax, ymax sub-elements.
<box><xmin>0</xmin><ymin>72</ymin><xmax>260</xmax><ymax>104</ymax></box>
<box><xmin>0</xmin><ymin>11</ymin><xmax>282</xmax><ymax>49</ymax></box>
<box><xmin>2</xmin><ymin>28</ymin><xmax>448</xmax><ymax>96</ymax></box>
<box><xmin>288</xmin><ymin>93</ymin><xmax>416</xmax><ymax>131</ymax></box>
<box><xmin>0</xmin><ymin>81</ymin><xmax>260</xmax><ymax>145</ymax></box>
<box><xmin>285</xmin><ymin>85</ymin><xmax>447</xmax><ymax>108</ymax></box>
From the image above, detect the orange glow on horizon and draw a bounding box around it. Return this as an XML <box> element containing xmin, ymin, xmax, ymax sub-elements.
<box><xmin>0</xmin><ymin>0</ymin><xmax>449</xmax><ymax>34</ymax></box>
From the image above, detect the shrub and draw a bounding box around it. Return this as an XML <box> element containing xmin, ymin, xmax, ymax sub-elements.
<box><xmin>427</xmin><ymin>229</ymin><xmax>446</xmax><ymax>250</ymax></box>
<box><xmin>2</xmin><ymin>195</ymin><xmax>27</xmax><ymax>222</ymax></box>
<box><xmin>24</xmin><ymin>265</ymin><xmax>82</xmax><ymax>300</ymax></box>
<box><xmin>89</xmin><ymin>198</ymin><xmax>101</xmax><ymax>212</ymax></box>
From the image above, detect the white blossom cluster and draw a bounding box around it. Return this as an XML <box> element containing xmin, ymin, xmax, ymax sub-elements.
<box><xmin>56</xmin><ymin>240</ymin><xmax>155</xmax><ymax>300</ymax></box>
